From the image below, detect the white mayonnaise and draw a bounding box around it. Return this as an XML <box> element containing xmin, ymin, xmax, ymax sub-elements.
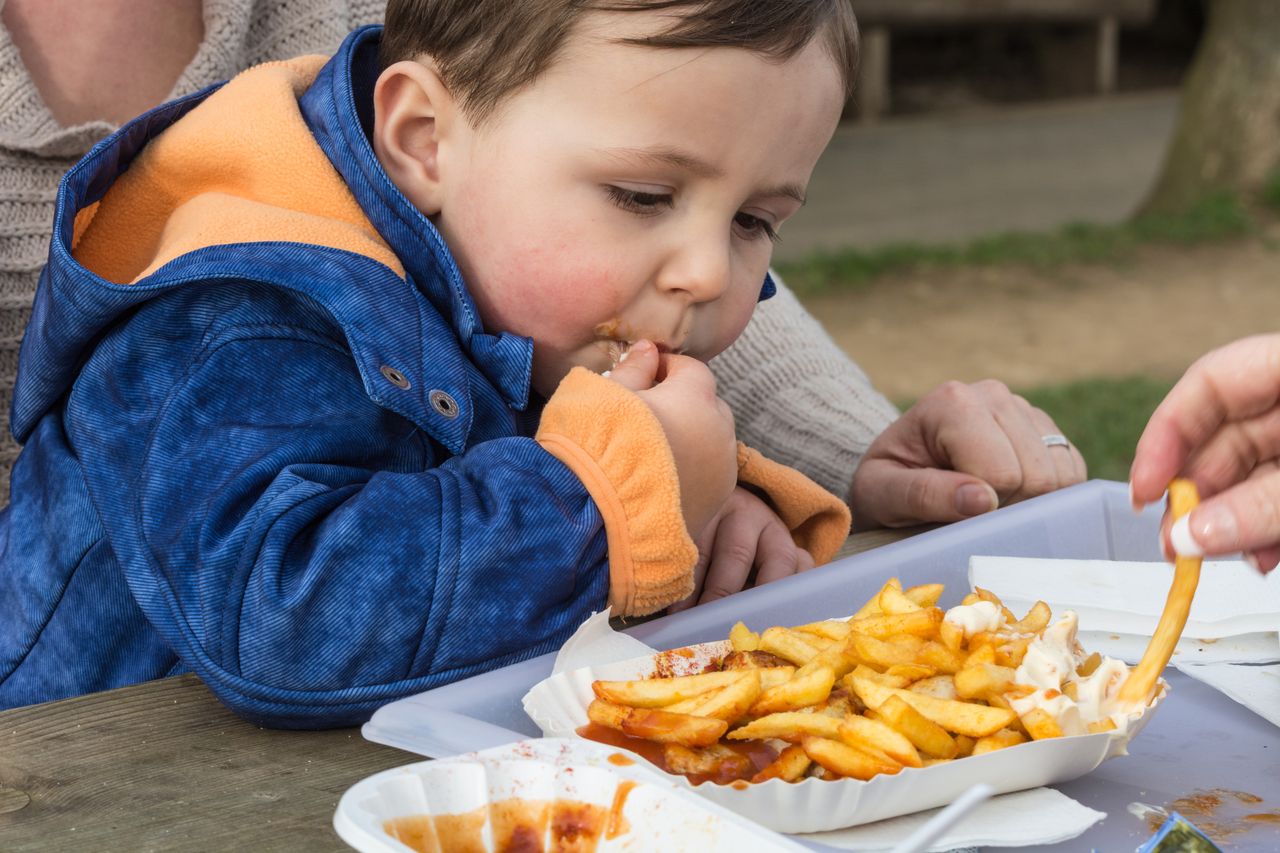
<box><xmin>1010</xmin><ymin>611</ymin><xmax>1143</xmax><ymax>735</ymax></box>
<box><xmin>943</xmin><ymin>600</ymin><xmax>1003</xmax><ymax>637</ymax></box>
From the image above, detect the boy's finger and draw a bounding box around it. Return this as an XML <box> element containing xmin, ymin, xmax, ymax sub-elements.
<box><xmin>653</xmin><ymin>352</ymin><xmax>719</xmax><ymax>396</ymax></box>
<box><xmin>750</xmin><ymin>518</ymin><xmax>803</xmax><ymax>587</ymax></box>
<box><xmin>602</xmin><ymin>339</ymin><xmax>659</xmax><ymax>392</ymax></box>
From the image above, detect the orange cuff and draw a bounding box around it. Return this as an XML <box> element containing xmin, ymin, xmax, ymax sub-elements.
<box><xmin>536</xmin><ymin>368</ymin><xmax>697</xmax><ymax>617</ymax></box>
<box><xmin>736</xmin><ymin>443</ymin><xmax>852</xmax><ymax>565</ymax></box>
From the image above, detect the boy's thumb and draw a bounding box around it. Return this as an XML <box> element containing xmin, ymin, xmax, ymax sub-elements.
<box><xmin>603</xmin><ymin>339</ymin><xmax>659</xmax><ymax>392</ymax></box>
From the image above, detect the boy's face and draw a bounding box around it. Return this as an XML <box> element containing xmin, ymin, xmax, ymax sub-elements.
<box><xmin>429</xmin><ymin>14</ymin><xmax>845</xmax><ymax>397</ymax></box>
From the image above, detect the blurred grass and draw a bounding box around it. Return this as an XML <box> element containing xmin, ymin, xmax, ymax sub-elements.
<box><xmin>777</xmin><ymin>192</ymin><xmax>1254</xmax><ymax>295</ymax></box>
<box><xmin>898</xmin><ymin>375</ymin><xmax>1176</xmax><ymax>484</ymax></box>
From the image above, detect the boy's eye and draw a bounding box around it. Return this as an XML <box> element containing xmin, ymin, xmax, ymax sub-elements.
<box><xmin>733</xmin><ymin>212</ymin><xmax>780</xmax><ymax>244</ymax></box>
<box><xmin>606</xmin><ymin>185</ymin><xmax>674</xmax><ymax>215</ymax></box>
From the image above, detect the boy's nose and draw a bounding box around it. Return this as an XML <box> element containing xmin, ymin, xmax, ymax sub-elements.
<box><xmin>656</xmin><ymin>236</ymin><xmax>731</xmax><ymax>303</ymax></box>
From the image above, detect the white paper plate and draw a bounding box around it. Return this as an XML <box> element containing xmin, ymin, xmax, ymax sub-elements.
<box><xmin>333</xmin><ymin>738</ymin><xmax>809</xmax><ymax>852</ymax></box>
<box><xmin>521</xmin><ymin>641</ymin><xmax>1165</xmax><ymax>834</ymax></box>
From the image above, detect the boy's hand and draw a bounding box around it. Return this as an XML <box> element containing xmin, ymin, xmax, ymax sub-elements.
<box><xmin>668</xmin><ymin>486</ymin><xmax>815</xmax><ymax>613</ymax></box>
<box><xmin>607</xmin><ymin>340</ymin><xmax>737</xmax><ymax>539</ymax></box>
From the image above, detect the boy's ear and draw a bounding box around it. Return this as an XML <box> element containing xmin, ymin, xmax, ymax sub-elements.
<box><xmin>372</xmin><ymin>59</ymin><xmax>456</xmax><ymax>216</ymax></box>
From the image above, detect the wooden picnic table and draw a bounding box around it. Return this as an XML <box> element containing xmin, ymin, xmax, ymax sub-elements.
<box><xmin>0</xmin><ymin>528</ymin><xmax>920</xmax><ymax>852</ymax></box>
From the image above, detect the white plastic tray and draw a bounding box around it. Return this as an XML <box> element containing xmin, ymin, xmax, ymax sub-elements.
<box><xmin>363</xmin><ymin>481</ymin><xmax>1280</xmax><ymax>851</ymax></box>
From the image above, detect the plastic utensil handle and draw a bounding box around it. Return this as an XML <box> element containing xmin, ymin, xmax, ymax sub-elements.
<box><xmin>888</xmin><ymin>783</ymin><xmax>995</xmax><ymax>853</ymax></box>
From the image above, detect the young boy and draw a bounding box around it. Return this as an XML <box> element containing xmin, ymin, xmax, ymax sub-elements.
<box><xmin>0</xmin><ymin>0</ymin><xmax>856</xmax><ymax>727</ymax></box>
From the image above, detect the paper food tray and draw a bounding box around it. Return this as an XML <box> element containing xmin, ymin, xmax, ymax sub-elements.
<box><xmin>521</xmin><ymin>638</ymin><xmax>1164</xmax><ymax>834</ymax></box>
<box><xmin>334</xmin><ymin>738</ymin><xmax>808</xmax><ymax>852</ymax></box>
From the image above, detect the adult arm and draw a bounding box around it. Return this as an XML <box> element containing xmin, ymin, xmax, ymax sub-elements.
<box><xmin>713</xmin><ymin>275</ymin><xmax>1086</xmax><ymax>527</ymax></box>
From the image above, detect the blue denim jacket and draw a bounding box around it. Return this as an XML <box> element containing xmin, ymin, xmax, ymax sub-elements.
<box><xmin>0</xmin><ymin>27</ymin><xmax>613</xmax><ymax>727</ymax></box>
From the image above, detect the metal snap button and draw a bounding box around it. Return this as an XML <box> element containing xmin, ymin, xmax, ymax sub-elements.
<box><xmin>429</xmin><ymin>389</ymin><xmax>459</xmax><ymax>419</ymax></box>
<box><xmin>380</xmin><ymin>365</ymin><xmax>411</xmax><ymax>390</ymax></box>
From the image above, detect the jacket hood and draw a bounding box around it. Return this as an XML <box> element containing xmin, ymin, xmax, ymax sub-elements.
<box><xmin>12</xmin><ymin>27</ymin><xmax>534</xmax><ymax>450</ymax></box>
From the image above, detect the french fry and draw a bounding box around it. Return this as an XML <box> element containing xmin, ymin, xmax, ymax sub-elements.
<box><xmin>918</xmin><ymin>641</ymin><xmax>966</xmax><ymax>674</ymax></box>
<box><xmin>975</xmin><ymin>587</ymin><xmax>1017</xmax><ymax>623</ymax></box>
<box><xmin>750</xmin><ymin>744</ymin><xmax>811</xmax><ymax>783</ymax></box>
<box><xmin>1087</xmin><ymin>718</ymin><xmax>1118</xmax><ymax>734</ymax></box>
<box><xmin>848</xmin><ymin>608</ymin><xmax>943</xmax><ymax>640</ymax></box>
<box><xmin>939</xmin><ymin>619</ymin><xmax>964</xmax><ymax>651</ymax></box>
<box><xmin>971</xmin><ymin>728</ymin><xmax>1027</xmax><ymax>755</ymax></box>
<box><xmin>686</xmin><ymin>672</ymin><xmax>762</xmax><ymax>722</ymax></box>
<box><xmin>793</xmin><ymin>620</ymin><xmax>853</xmax><ymax>642</ymax></box>
<box><xmin>963</xmin><ymin>644</ymin><xmax>997</xmax><ymax>667</ymax></box>
<box><xmin>839</xmin><ymin>715</ymin><xmax>923</xmax><ymax>768</ymax></box>
<box><xmin>727</xmin><ymin>711</ymin><xmax>842</xmax><ymax>742</ymax></box>
<box><xmin>847</xmin><ymin>665</ymin><xmax>912</xmax><ymax>690</ymax></box>
<box><xmin>953</xmin><ymin>734</ymin><xmax>977</xmax><ymax>757</ymax></box>
<box><xmin>1119</xmin><ymin>480</ymin><xmax>1202</xmax><ymax>704</ymax></box>
<box><xmin>729</xmin><ymin>621</ymin><xmax>760</xmax><ymax>652</ymax></box>
<box><xmin>1011</xmin><ymin>601</ymin><xmax>1051</xmax><ymax>635</ymax></box>
<box><xmin>749</xmin><ymin>666</ymin><xmax>836</xmax><ymax>716</ymax></box>
<box><xmin>850</xmin><ymin>676</ymin><xmax>1016</xmax><ymax>737</ymax></box>
<box><xmin>850</xmin><ymin>632</ymin><xmax>928</xmax><ymax>670</ymax></box>
<box><xmin>887</xmin><ymin>663</ymin><xmax>938</xmax><ymax>684</ymax></box>
<box><xmin>955</xmin><ymin>663</ymin><xmax>1017</xmax><ymax>700</ymax></box>
<box><xmin>759</xmin><ymin>627</ymin><xmax>823</xmax><ymax>666</ymax></box>
<box><xmin>875</xmin><ymin>694</ymin><xmax>958</xmax><ymax>759</ymax></box>
<box><xmin>909</xmin><ymin>674</ymin><xmax>958</xmax><ymax>700</ymax></box>
<box><xmin>592</xmin><ymin>670</ymin><xmax>745</xmax><ymax>708</ymax></box>
<box><xmin>800</xmin><ymin>735</ymin><xmax>902</xmax><ymax>781</ymax></box>
<box><xmin>1020</xmin><ymin>707</ymin><xmax>1065</xmax><ymax>740</ymax></box>
<box><xmin>663</xmin><ymin>743</ymin><xmax>753</xmax><ymax>779</ymax></box>
<box><xmin>795</xmin><ymin>632</ymin><xmax>862</xmax><ymax>680</ymax></box>
<box><xmin>878</xmin><ymin>585</ymin><xmax>923</xmax><ymax>614</ymax></box>
<box><xmin>851</xmin><ymin>578</ymin><xmax>901</xmax><ymax>621</ymax></box>
<box><xmin>1077</xmin><ymin>651</ymin><xmax>1102</xmax><ymax>678</ymax></box>
<box><xmin>904</xmin><ymin>583</ymin><xmax>945</xmax><ymax>608</ymax></box>
<box><xmin>994</xmin><ymin>637</ymin><xmax>1032</xmax><ymax>669</ymax></box>
<box><xmin>587</xmin><ymin>700</ymin><xmax>726</xmax><ymax>747</ymax></box>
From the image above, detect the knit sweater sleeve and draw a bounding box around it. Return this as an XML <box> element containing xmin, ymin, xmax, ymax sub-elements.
<box><xmin>709</xmin><ymin>274</ymin><xmax>899</xmax><ymax>501</ymax></box>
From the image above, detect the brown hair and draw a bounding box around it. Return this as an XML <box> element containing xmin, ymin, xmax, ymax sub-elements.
<box><xmin>381</xmin><ymin>0</ymin><xmax>858</xmax><ymax>123</ymax></box>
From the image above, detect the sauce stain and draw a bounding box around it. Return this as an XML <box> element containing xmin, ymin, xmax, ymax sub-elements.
<box><xmin>605</xmin><ymin>780</ymin><xmax>636</xmax><ymax>840</ymax></box>
<box><xmin>1135</xmin><ymin>789</ymin><xmax>1275</xmax><ymax>843</ymax></box>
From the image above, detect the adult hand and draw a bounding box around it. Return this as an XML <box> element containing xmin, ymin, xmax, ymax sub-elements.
<box><xmin>849</xmin><ymin>379</ymin><xmax>1086</xmax><ymax>530</ymax></box>
<box><xmin>668</xmin><ymin>486</ymin><xmax>815</xmax><ymax>613</ymax></box>
<box><xmin>605</xmin><ymin>340</ymin><xmax>738</xmax><ymax>539</ymax></box>
<box><xmin>1129</xmin><ymin>334</ymin><xmax>1280</xmax><ymax>573</ymax></box>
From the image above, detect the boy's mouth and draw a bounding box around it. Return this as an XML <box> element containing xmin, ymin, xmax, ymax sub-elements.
<box><xmin>603</xmin><ymin>339</ymin><xmax>682</xmax><ymax>371</ymax></box>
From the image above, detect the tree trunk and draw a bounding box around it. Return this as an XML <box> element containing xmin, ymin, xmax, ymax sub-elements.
<box><xmin>1139</xmin><ymin>0</ymin><xmax>1280</xmax><ymax>215</ymax></box>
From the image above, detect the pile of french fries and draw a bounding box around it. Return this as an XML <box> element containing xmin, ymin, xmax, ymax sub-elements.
<box><xmin>587</xmin><ymin>579</ymin><xmax>1115</xmax><ymax>784</ymax></box>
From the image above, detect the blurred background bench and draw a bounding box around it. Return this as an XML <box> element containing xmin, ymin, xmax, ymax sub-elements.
<box><xmin>850</xmin><ymin>0</ymin><xmax>1159</xmax><ymax>122</ymax></box>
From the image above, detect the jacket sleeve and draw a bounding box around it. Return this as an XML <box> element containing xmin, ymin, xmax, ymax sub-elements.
<box><xmin>73</xmin><ymin>319</ymin><xmax>621</xmax><ymax>728</ymax></box>
<box><xmin>536</xmin><ymin>369</ymin><xmax>852</xmax><ymax>618</ymax></box>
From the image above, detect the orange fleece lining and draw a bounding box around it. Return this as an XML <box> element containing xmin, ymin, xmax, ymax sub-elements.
<box><xmin>71</xmin><ymin>56</ymin><xmax>404</xmax><ymax>285</ymax></box>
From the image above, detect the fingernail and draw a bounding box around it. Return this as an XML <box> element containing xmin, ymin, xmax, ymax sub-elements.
<box><xmin>955</xmin><ymin>484</ymin><xmax>997</xmax><ymax>517</ymax></box>
<box><xmin>631</xmin><ymin>340</ymin><xmax>653</xmax><ymax>355</ymax></box>
<box><xmin>1244</xmin><ymin>553</ymin><xmax>1264</xmax><ymax>574</ymax></box>
<box><xmin>1192</xmin><ymin>503</ymin><xmax>1238</xmax><ymax>552</ymax></box>
<box><xmin>601</xmin><ymin>370</ymin><xmax>611</xmax><ymax>378</ymax></box>
<box><xmin>1169</xmin><ymin>515</ymin><xmax>1205</xmax><ymax>558</ymax></box>
<box><xmin>1129</xmin><ymin>480</ymin><xmax>1146</xmax><ymax>514</ymax></box>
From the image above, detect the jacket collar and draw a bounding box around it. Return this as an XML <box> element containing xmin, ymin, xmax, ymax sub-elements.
<box><xmin>298</xmin><ymin>26</ymin><xmax>534</xmax><ymax>413</ymax></box>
